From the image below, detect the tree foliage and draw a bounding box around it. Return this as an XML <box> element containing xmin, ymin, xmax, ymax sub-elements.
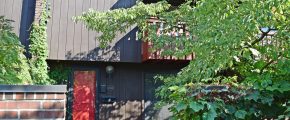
<box><xmin>76</xmin><ymin>0</ymin><xmax>289</xmax><ymax>119</ymax></box>
<box><xmin>0</xmin><ymin>16</ymin><xmax>32</xmax><ymax>84</ymax></box>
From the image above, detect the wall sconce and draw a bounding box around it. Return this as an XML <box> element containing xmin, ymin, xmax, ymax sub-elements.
<box><xmin>105</xmin><ymin>65</ymin><xmax>114</xmax><ymax>75</ymax></box>
<box><xmin>101</xmin><ymin>65</ymin><xmax>114</xmax><ymax>93</ymax></box>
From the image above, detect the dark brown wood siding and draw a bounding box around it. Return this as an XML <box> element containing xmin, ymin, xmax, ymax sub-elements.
<box><xmin>47</xmin><ymin>0</ymin><xmax>141</xmax><ymax>62</ymax></box>
<box><xmin>0</xmin><ymin>0</ymin><xmax>23</xmax><ymax>36</ymax></box>
<box><xmin>48</xmin><ymin>60</ymin><xmax>188</xmax><ymax>119</ymax></box>
<box><xmin>0</xmin><ymin>0</ymin><xmax>35</xmax><ymax>54</ymax></box>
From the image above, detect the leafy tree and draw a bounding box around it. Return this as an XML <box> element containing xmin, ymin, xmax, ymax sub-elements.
<box><xmin>0</xmin><ymin>16</ymin><xmax>32</xmax><ymax>84</ymax></box>
<box><xmin>75</xmin><ymin>0</ymin><xmax>289</xmax><ymax>119</ymax></box>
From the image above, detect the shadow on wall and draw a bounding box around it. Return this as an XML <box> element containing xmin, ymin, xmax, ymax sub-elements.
<box><xmin>99</xmin><ymin>100</ymin><xmax>171</xmax><ymax>120</ymax></box>
<box><xmin>99</xmin><ymin>100</ymin><xmax>141</xmax><ymax>120</ymax></box>
<box><xmin>65</xmin><ymin>0</ymin><xmax>140</xmax><ymax>62</ymax></box>
<box><xmin>65</xmin><ymin>27</ymin><xmax>140</xmax><ymax>62</ymax></box>
<box><xmin>110</xmin><ymin>0</ymin><xmax>136</xmax><ymax>9</ymax></box>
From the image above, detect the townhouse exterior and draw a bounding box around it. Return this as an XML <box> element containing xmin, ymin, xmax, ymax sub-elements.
<box><xmin>0</xmin><ymin>0</ymin><xmax>190</xmax><ymax>119</ymax></box>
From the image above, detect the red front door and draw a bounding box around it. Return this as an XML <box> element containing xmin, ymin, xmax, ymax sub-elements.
<box><xmin>73</xmin><ymin>71</ymin><xmax>96</xmax><ymax>120</ymax></box>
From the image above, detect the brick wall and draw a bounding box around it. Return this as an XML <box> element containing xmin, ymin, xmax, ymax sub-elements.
<box><xmin>34</xmin><ymin>0</ymin><xmax>43</xmax><ymax>24</ymax></box>
<box><xmin>0</xmin><ymin>85</ymin><xmax>66</xmax><ymax>120</ymax></box>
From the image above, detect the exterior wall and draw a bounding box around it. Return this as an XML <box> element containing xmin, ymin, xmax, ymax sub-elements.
<box><xmin>46</xmin><ymin>0</ymin><xmax>141</xmax><ymax>62</ymax></box>
<box><xmin>0</xmin><ymin>85</ymin><xmax>66</xmax><ymax>120</ymax></box>
<box><xmin>48</xmin><ymin>60</ymin><xmax>189</xmax><ymax>119</ymax></box>
<box><xmin>0</xmin><ymin>0</ymin><xmax>36</xmax><ymax>55</ymax></box>
<box><xmin>0</xmin><ymin>0</ymin><xmax>23</xmax><ymax>36</ymax></box>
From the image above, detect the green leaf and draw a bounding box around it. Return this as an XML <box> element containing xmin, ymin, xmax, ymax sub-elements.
<box><xmin>249</xmin><ymin>48</ymin><xmax>260</xmax><ymax>57</ymax></box>
<box><xmin>189</xmin><ymin>101</ymin><xmax>204</xmax><ymax>112</ymax></box>
<box><xmin>234</xmin><ymin>110</ymin><xmax>247</xmax><ymax>119</ymax></box>
<box><xmin>175</xmin><ymin>102</ymin><xmax>187</xmax><ymax>112</ymax></box>
<box><xmin>202</xmin><ymin>107</ymin><xmax>217</xmax><ymax>120</ymax></box>
<box><xmin>169</xmin><ymin>86</ymin><xmax>179</xmax><ymax>91</ymax></box>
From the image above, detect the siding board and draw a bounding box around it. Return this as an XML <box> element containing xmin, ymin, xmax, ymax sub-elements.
<box><xmin>49</xmin><ymin>0</ymin><xmax>61</xmax><ymax>59</ymax></box>
<box><xmin>1</xmin><ymin>0</ymin><xmax>31</xmax><ymax>52</ymax></box>
<box><xmin>73</xmin><ymin>0</ymin><xmax>83</xmax><ymax>60</ymax></box>
<box><xmin>5</xmin><ymin>0</ymin><xmax>13</xmax><ymax>19</ymax></box>
<box><xmin>65</xmin><ymin>0</ymin><xmax>76</xmax><ymax>60</ymax></box>
<box><xmin>2</xmin><ymin>0</ymin><xmax>20</xmax><ymax>35</ymax></box>
<box><xmin>0</xmin><ymin>0</ymin><xmax>5</xmax><ymax>15</ymax></box>
<box><xmin>47</xmin><ymin>0</ymin><xmax>53</xmax><ymax>58</ymax></box>
<box><xmin>47</xmin><ymin>61</ymin><xmax>188</xmax><ymax>119</ymax></box>
<box><xmin>47</xmin><ymin>0</ymin><xmax>141</xmax><ymax>62</ymax></box>
<box><xmin>80</xmin><ymin>0</ymin><xmax>90</xmax><ymax>60</ymax></box>
<box><xmin>88</xmin><ymin>0</ymin><xmax>97</xmax><ymax>61</ymax></box>
<box><xmin>12</xmin><ymin>0</ymin><xmax>23</xmax><ymax>35</ymax></box>
<box><xmin>57</xmin><ymin>0</ymin><xmax>69</xmax><ymax>59</ymax></box>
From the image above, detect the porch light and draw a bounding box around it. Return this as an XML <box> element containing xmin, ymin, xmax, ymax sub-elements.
<box><xmin>105</xmin><ymin>65</ymin><xmax>114</xmax><ymax>74</ymax></box>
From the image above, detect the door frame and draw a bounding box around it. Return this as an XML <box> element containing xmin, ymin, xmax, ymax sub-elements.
<box><xmin>66</xmin><ymin>67</ymin><xmax>100</xmax><ymax>120</ymax></box>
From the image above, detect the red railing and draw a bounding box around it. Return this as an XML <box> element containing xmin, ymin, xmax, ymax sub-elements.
<box><xmin>141</xmin><ymin>17</ymin><xmax>195</xmax><ymax>62</ymax></box>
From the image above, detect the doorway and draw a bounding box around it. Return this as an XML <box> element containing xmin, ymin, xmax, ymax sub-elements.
<box><xmin>67</xmin><ymin>69</ymin><xmax>98</xmax><ymax>120</ymax></box>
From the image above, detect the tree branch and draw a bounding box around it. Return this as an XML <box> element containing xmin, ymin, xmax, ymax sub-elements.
<box><xmin>260</xmin><ymin>53</ymin><xmax>282</xmax><ymax>74</ymax></box>
<box><xmin>251</xmin><ymin>28</ymin><xmax>276</xmax><ymax>46</ymax></box>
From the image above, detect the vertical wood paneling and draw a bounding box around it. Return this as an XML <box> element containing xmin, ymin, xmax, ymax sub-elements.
<box><xmin>4</xmin><ymin>0</ymin><xmax>13</xmax><ymax>19</ymax></box>
<box><xmin>0</xmin><ymin>0</ymin><xmax>22</xmax><ymax>36</ymax></box>
<box><xmin>0</xmin><ymin>0</ymin><xmax>5</xmax><ymax>15</ymax></box>
<box><xmin>73</xmin><ymin>0</ymin><xmax>83</xmax><ymax>59</ymax></box>
<box><xmin>47</xmin><ymin>0</ymin><xmax>142</xmax><ymax>62</ymax></box>
<box><xmin>65</xmin><ymin>0</ymin><xmax>76</xmax><ymax>60</ymax></box>
<box><xmin>49</xmin><ymin>0</ymin><xmax>61</xmax><ymax>59</ymax></box>
<box><xmin>57</xmin><ymin>0</ymin><xmax>69</xmax><ymax>59</ymax></box>
<box><xmin>47</xmin><ymin>0</ymin><xmax>53</xmax><ymax>58</ymax></box>
<box><xmin>80</xmin><ymin>0</ymin><xmax>90</xmax><ymax>60</ymax></box>
<box><xmin>47</xmin><ymin>61</ymin><xmax>187</xmax><ymax>120</ymax></box>
<box><xmin>88</xmin><ymin>0</ymin><xmax>97</xmax><ymax>61</ymax></box>
<box><xmin>12</xmin><ymin>0</ymin><xmax>22</xmax><ymax>35</ymax></box>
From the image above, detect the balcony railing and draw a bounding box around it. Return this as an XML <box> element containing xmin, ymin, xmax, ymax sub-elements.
<box><xmin>141</xmin><ymin>17</ymin><xmax>195</xmax><ymax>62</ymax></box>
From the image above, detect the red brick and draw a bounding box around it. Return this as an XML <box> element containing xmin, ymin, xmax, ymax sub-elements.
<box><xmin>56</xmin><ymin>93</ymin><xmax>66</xmax><ymax>99</ymax></box>
<box><xmin>43</xmin><ymin>102</ymin><xmax>64</xmax><ymax>109</ymax></box>
<box><xmin>20</xmin><ymin>111</ymin><xmax>38</xmax><ymax>119</ymax></box>
<box><xmin>0</xmin><ymin>111</ymin><xmax>18</xmax><ymax>119</ymax></box>
<box><xmin>15</xmin><ymin>93</ymin><xmax>24</xmax><ymax>99</ymax></box>
<box><xmin>46</xmin><ymin>93</ymin><xmax>55</xmax><ymax>99</ymax></box>
<box><xmin>6</xmin><ymin>102</ymin><xmax>17</xmax><ymax>109</ymax></box>
<box><xmin>20</xmin><ymin>111</ymin><xmax>64</xmax><ymax>119</ymax></box>
<box><xmin>17</xmin><ymin>101</ymin><xmax>40</xmax><ymax>109</ymax></box>
<box><xmin>35</xmin><ymin>93</ymin><xmax>45</xmax><ymax>99</ymax></box>
<box><xmin>43</xmin><ymin>111</ymin><xmax>65</xmax><ymax>118</ymax></box>
<box><xmin>0</xmin><ymin>101</ymin><xmax>7</xmax><ymax>109</ymax></box>
<box><xmin>5</xmin><ymin>93</ymin><xmax>13</xmax><ymax>99</ymax></box>
<box><xmin>26</xmin><ymin>93</ymin><xmax>35</xmax><ymax>99</ymax></box>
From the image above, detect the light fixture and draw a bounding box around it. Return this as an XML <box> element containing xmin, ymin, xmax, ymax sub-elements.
<box><xmin>105</xmin><ymin>65</ymin><xmax>114</xmax><ymax>75</ymax></box>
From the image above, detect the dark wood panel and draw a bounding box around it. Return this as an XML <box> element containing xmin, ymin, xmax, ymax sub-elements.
<box><xmin>5</xmin><ymin>0</ymin><xmax>13</xmax><ymax>20</ymax></box>
<box><xmin>57</xmin><ymin>0</ymin><xmax>69</xmax><ymax>59</ymax></box>
<box><xmin>47</xmin><ymin>0</ymin><xmax>144</xmax><ymax>62</ymax></box>
<box><xmin>64</xmin><ymin>0</ymin><xmax>76</xmax><ymax>60</ymax></box>
<box><xmin>49</xmin><ymin>0</ymin><xmax>61</xmax><ymax>59</ymax></box>
<box><xmin>19</xmin><ymin>0</ymin><xmax>35</xmax><ymax>55</ymax></box>
<box><xmin>47</xmin><ymin>0</ymin><xmax>53</xmax><ymax>58</ymax></box>
<box><xmin>0</xmin><ymin>0</ymin><xmax>5</xmax><ymax>15</ymax></box>
<box><xmin>48</xmin><ymin>60</ymin><xmax>188</xmax><ymax>119</ymax></box>
<box><xmin>0</xmin><ymin>0</ymin><xmax>23</xmax><ymax>36</ymax></box>
<box><xmin>12</xmin><ymin>0</ymin><xmax>23</xmax><ymax>37</ymax></box>
<box><xmin>73</xmin><ymin>0</ymin><xmax>83</xmax><ymax>59</ymax></box>
<box><xmin>80</xmin><ymin>0</ymin><xmax>90</xmax><ymax>60</ymax></box>
<box><xmin>88</xmin><ymin>0</ymin><xmax>97</xmax><ymax>61</ymax></box>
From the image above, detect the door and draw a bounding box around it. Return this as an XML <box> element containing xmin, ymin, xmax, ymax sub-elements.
<box><xmin>72</xmin><ymin>70</ymin><xmax>96</xmax><ymax>120</ymax></box>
